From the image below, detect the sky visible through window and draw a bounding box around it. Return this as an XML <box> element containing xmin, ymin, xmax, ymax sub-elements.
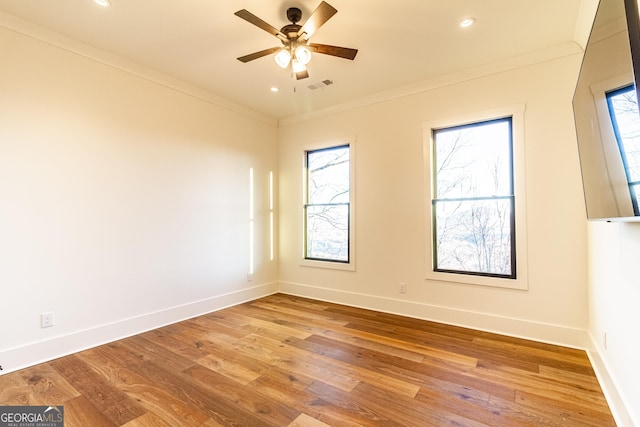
<box><xmin>435</xmin><ymin>121</ymin><xmax>511</xmax><ymax>199</ymax></box>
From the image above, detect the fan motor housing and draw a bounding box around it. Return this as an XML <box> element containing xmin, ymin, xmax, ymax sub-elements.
<box><xmin>286</xmin><ymin>7</ymin><xmax>302</xmax><ymax>23</ymax></box>
<box><xmin>281</xmin><ymin>24</ymin><xmax>302</xmax><ymax>37</ymax></box>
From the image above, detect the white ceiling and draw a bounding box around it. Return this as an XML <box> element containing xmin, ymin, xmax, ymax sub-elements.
<box><xmin>0</xmin><ymin>0</ymin><xmax>592</xmax><ymax>121</ymax></box>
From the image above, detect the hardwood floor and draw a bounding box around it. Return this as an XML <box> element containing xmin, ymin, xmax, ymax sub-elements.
<box><xmin>0</xmin><ymin>293</ymin><xmax>615</xmax><ymax>426</ymax></box>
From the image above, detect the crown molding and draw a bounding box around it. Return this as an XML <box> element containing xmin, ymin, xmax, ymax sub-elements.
<box><xmin>278</xmin><ymin>42</ymin><xmax>583</xmax><ymax>127</ymax></box>
<box><xmin>0</xmin><ymin>10</ymin><xmax>278</xmax><ymax>128</ymax></box>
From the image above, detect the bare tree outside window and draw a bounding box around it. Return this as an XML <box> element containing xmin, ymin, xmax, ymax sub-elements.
<box><xmin>607</xmin><ymin>85</ymin><xmax>640</xmax><ymax>215</ymax></box>
<box><xmin>432</xmin><ymin>118</ymin><xmax>515</xmax><ymax>278</ymax></box>
<box><xmin>305</xmin><ymin>145</ymin><xmax>350</xmax><ymax>262</ymax></box>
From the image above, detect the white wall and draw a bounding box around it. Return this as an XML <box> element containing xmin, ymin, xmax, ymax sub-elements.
<box><xmin>588</xmin><ymin>222</ymin><xmax>640</xmax><ymax>426</ymax></box>
<box><xmin>0</xmin><ymin>24</ymin><xmax>278</xmax><ymax>373</ymax></box>
<box><xmin>278</xmin><ymin>53</ymin><xmax>589</xmax><ymax>347</ymax></box>
<box><xmin>571</xmin><ymin>19</ymin><xmax>640</xmax><ymax>425</ymax></box>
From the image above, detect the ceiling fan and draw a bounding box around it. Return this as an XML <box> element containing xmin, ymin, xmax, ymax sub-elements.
<box><xmin>234</xmin><ymin>1</ymin><xmax>358</xmax><ymax>80</ymax></box>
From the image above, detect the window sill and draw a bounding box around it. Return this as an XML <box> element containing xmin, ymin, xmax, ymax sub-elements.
<box><xmin>300</xmin><ymin>258</ymin><xmax>356</xmax><ymax>271</ymax></box>
<box><xmin>425</xmin><ymin>269</ymin><xmax>527</xmax><ymax>290</ymax></box>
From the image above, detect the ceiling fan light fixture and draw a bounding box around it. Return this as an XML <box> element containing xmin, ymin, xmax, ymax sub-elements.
<box><xmin>294</xmin><ymin>46</ymin><xmax>312</xmax><ymax>65</ymax></box>
<box><xmin>94</xmin><ymin>0</ymin><xmax>111</xmax><ymax>7</ymax></box>
<box><xmin>291</xmin><ymin>58</ymin><xmax>307</xmax><ymax>73</ymax></box>
<box><xmin>235</xmin><ymin>2</ymin><xmax>357</xmax><ymax>81</ymax></box>
<box><xmin>274</xmin><ymin>49</ymin><xmax>291</xmax><ymax>68</ymax></box>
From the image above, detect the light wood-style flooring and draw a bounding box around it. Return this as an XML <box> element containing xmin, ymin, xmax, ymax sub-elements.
<box><xmin>0</xmin><ymin>293</ymin><xmax>615</xmax><ymax>426</ymax></box>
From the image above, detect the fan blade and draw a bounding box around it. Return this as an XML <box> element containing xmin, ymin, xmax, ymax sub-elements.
<box><xmin>237</xmin><ymin>47</ymin><xmax>282</xmax><ymax>63</ymax></box>
<box><xmin>235</xmin><ymin>9</ymin><xmax>287</xmax><ymax>41</ymax></box>
<box><xmin>297</xmin><ymin>1</ymin><xmax>337</xmax><ymax>40</ymax></box>
<box><xmin>308</xmin><ymin>43</ymin><xmax>358</xmax><ymax>60</ymax></box>
<box><xmin>295</xmin><ymin>69</ymin><xmax>310</xmax><ymax>80</ymax></box>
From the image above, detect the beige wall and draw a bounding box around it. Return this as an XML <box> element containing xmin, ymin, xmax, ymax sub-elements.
<box><xmin>0</xmin><ymin>25</ymin><xmax>278</xmax><ymax>371</ymax></box>
<box><xmin>571</xmin><ymin>19</ymin><xmax>640</xmax><ymax>425</ymax></box>
<box><xmin>278</xmin><ymin>53</ymin><xmax>589</xmax><ymax>346</ymax></box>
<box><xmin>588</xmin><ymin>222</ymin><xmax>640</xmax><ymax>426</ymax></box>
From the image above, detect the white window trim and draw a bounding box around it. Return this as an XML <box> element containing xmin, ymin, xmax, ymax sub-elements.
<box><xmin>299</xmin><ymin>138</ymin><xmax>356</xmax><ymax>271</ymax></box>
<box><xmin>423</xmin><ymin>105</ymin><xmax>528</xmax><ymax>290</ymax></box>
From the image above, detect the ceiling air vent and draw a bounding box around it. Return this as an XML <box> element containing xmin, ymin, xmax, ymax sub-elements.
<box><xmin>307</xmin><ymin>79</ymin><xmax>334</xmax><ymax>90</ymax></box>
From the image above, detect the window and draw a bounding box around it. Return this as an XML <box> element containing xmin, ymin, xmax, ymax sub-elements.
<box><xmin>606</xmin><ymin>85</ymin><xmax>640</xmax><ymax>215</ymax></box>
<box><xmin>303</xmin><ymin>144</ymin><xmax>353</xmax><ymax>266</ymax></box>
<box><xmin>431</xmin><ymin>117</ymin><xmax>516</xmax><ymax>279</ymax></box>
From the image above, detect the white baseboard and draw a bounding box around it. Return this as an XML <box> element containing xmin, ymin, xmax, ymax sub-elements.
<box><xmin>0</xmin><ymin>282</ymin><xmax>278</xmax><ymax>376</ymax></box>
<box><xmin>587</xmin><ymin>333</ymin><xmax>637</xmax><ymax>427</ymax></box>
<box><xmin>278</xmin><ymin>281</ymin><xmax>589</xmax><ymax>349</ymax></box>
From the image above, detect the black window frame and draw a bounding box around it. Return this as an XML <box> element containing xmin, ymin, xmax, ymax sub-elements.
<box><xmin>304</xmin><ymin>144</ymin><xmax>351</xmax><ymax>264</ymax></box>
<box><xmin>431</xmin><ymin>116</ymin><xmax>517</xmax><ymax>279</ymax></box>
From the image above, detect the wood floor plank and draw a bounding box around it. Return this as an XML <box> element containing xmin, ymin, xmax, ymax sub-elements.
<box><xmin>471</xmin><ymin>336</ymin><xmax>594</xmax><ymax>375</ymax></box>
<box><xmin>182</xmin><ymin>364</ymin><xmax>300</xmax><ymax>426</ymax></box>
<box><xmin>473</xmin><ymin>359</ymin><xmax>611</xmax><ymax>410</ymax></box>
<box><xmin>415</xmin><ymin>383</ymin><xmax>538</xmax><ymax>427</ymax></box>
<box><xmin>248</xmin><ymin>373</ymin><xmax>367</xmax><ymax>427</ymax></box>
<box><xmin>119</xmin><ymin>335</ymin><xmax>198</xmax><ymax>373</ymax></box>
<box><xmin>0</xmin><ymin>370</ymin><xmax>33</xmax><ymax>406</ymax></box>
<box><xmin>121</xmin><ymin>412</ymin><xmax>173</xmax><ymax>427</ymax></box>
<box><xmin>352</xmin><ymin>381</ymin><xmax>492</xmax><ymax>427</ymax></box>
<box><xmin>538</xmin><ymin>364</ymin><xmax>603</xmax><ymax>391</ymax></box>
<box><xmin>249</xmin><ymin>300</ymin><xmax>351</xmax><ymax>327</ymax></box>
<box><xmin>514</xmin><ymin>390</ymin><xmax>617</xmax><ymax>427</ymax></box>
<box><xmin>243</xmin><ymin>333</ymin><xmax>362</xmax><ymax>392</ymax></box>
<box><xmin>290</xmin><ymin>333</ymin><xmax>518</xmax><ymax>402</ymax></box>
<box><xmin>130</xmin><ymin>359</ymin><xmax>277</xmax><ymax>426</ymax></box>
<box><xmin>292</xmin><ymin>336</ymin><xmax>423</xmax><ymax>398</ymax></box>
<box><xmin>235</xmin><ymin>301</ymin><xmax>457</xmax><ymax>371</ymax></box>
<box><xmin>306</xmin><ymin>380</ymin><xmax>408</xmax><ymax>427</ymax></box>
<box><xmin>239</xmin><ymin>301</ymin><xmax>434</xmax><ymax>365</ymax></box>
<box><xmin>345</xmin><ymin>320</ymin><xmax>543</xmax><ymax>373</ymax></box>
<box><xmin>196</xmin><ymin>353</ymin><xmax>262</xmax><ymax>385</ymax></box>
<box><xmin>63</xmin><ymin>395</ymin><xmax>118</xmax><ymax>427</ymax></box>
<box><xmin>140</xmin><ymin>327</ymin><xmax>210</xmax><ymax>362</ymax></box>
<box><xmin>0</xmin><ymin>293</ymin><xmax>615</xmax><ymax>426</ymax></box>
<box><xmin>288</xmin><ymin>413</ymin><xmax>333</xmax><ymax>427</ymax></box>
<box><xmin>76</xmin><ymin>343</ymin><xmax>212</xmax><ymax>427</ymax></box>
<box><xmin>19</xmin><ymin>363</ymin><xmax>81</xmax><ymax>405</ymax></box>
<box><xmin>50</xmin><ymin>354</ymin><xmax>147</xmax><ymax>426</ymax></box>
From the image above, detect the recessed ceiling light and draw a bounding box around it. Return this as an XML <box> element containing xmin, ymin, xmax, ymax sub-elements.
<box><xmin>94</xmin><ymin>0</ymin><xmax>110</xmax><ymax>7</ymax></box>
<box><xmin>460</xmin><ymin>17</ymin><xmax>476</xmax><ymax>28</ymax></box>
<box><xmin>270</xmin><ymin>87</ymin><xmax>279</xmax><ymax>93</ymax></box>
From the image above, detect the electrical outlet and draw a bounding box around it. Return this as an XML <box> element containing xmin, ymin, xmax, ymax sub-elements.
<box><xmin>247</xmin><ymin>273</ymin><xmax>254</xmax><ymax>282</ymax></box>
<box><xmin>41</xmin><ymin>312</ymin><xmax>55</xmax><ymax>328</ymax></box>
<box><xmin>399</xmin><ymin>283</ymin><xmax>406</xmax><ymax>294</ymax></box>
